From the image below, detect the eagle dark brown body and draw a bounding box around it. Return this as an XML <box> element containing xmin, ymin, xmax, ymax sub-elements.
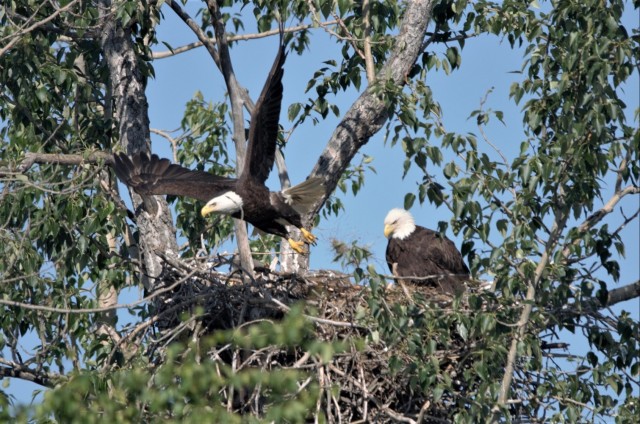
<box><xmin>384</xmin><ymin>208</ymin><xmax>469</xmax><ymax>295</ymax></box>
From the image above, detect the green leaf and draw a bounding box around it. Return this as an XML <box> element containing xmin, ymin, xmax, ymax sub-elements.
<box><xmin>288</xmin><ymin>102</ymin><xmax>302</xmax><ymax>121</ymax></box>
<box><xmin>337</xmin><ymin>0</ymin><xmax>352</xmax><ymax>16</ymax></box>
<box><xmin>443</xmin><ymin>162</ymin><xmax>457</xmax><ymax>179</ymax></box>
<box><xmin>404</xmin><ymin>193</ymin><xmax>416</xmax><ymax>210</ymax></box>
<box><xmin>445</xmin><ymin>47</ymin><xmax>461</xmax><ymax>69</ymax></box>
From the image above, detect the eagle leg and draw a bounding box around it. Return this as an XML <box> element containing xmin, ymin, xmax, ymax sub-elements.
<box><xmin>300</xmin><ymin>228</ymin><xmax>317</xmax><ymax>245</ymax></box>
<box><xmin>287</xmin><ymin>238</ymin><xmax>308</xmax><ymax>255</ymax></box>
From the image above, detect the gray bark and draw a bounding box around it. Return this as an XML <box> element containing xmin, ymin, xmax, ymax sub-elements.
<box><xmin>605</xmin><ymin>280</ymin><xmax>640</xmax><ymax>306</ymax></box>
<box><xmin>98</xmin><ymin>0</ymin><xmax>179</xmax><ymax>290</ymax></box>
<box><xmin>274</xmin><ymin>151</ymin><xmax>309</xmax><ymax>272</ymax></box>
<box><xmin>306</xmin><ymin>0</ymin><xmax>437</xmax><ymax>218</ymax></box>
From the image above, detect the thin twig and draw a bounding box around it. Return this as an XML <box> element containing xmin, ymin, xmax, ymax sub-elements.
<box><xmin>0</xmin><ymin>259</ymin><xmax>199</xmax><ymax>314</ymax></box>
<box><xmin>152</xmin><ymin>20</ymin><xmax>338</xmax><ymax>59</ymax></box>
<box><xmin>270</xmin><ymin>297</ymin><xmax>366</xmax><ymax>330</ymax></box>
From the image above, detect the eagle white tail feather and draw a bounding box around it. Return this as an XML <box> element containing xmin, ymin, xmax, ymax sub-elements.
<box><xmin>282</xmin><ymin>177</ymin><xmax>324</xmax><ymax>213</ymax></box>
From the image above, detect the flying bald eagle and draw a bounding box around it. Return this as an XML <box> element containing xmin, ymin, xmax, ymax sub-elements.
<box><xmin>113</xmin><ymin>38</ymin><xmax>323</xmax><ymax>254</ymax></box>
<box><xmin>383</xmin><ymin>208</ymin><xmax>470</xmax><ymax>295</ymax></box>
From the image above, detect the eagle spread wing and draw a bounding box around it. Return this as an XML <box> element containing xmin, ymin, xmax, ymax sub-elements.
<box><xmin>240</xmin><ymin>34</ymin><xmax>287</xmax><ymax>185</ymax></box>
<box><xmin>113</xmin><ymin>152</ymin><xmax>237</xmax><ymax>203</ymax></box>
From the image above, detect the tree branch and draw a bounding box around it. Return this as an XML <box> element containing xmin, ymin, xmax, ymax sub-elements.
<box><xmin>151</xmin><ymin>20</ymin><xmax>338</xmax><ymax>59</ymax></box>
<box><xmin>0</xmin><ymin>257</ymin><xmax>203</xmax><ymax>314</ymax></box>
<box><xmin>494</xmin><ymin>199</ymin><xmax>571</xmax><ymax>416</ymax></box>
<box><xmin>150</xmin><ymin>128</ymin><xmax>181</xmax><ymax>161</ymax></box>
<box><xmin>307</xmin><ymin>0</ymin><xmax>438</xmax><ymax>217</ymax></box>
<box><xmin>331</xmin><ymin>13</ymin><xmax>367</xmax><ymax>60</ymax></box>
<box><xmin>362</xmin><ymin>0</ymin><xmax>375</xmax><ymax>83</ymax></box>
<box><xmin>15</xmin><ymin>152</ymin><xmax>114</xmax><ymax>173</ymax></box>
<box><xmin>561</xmin><ymin>184</ymin><xmax>639</xmax><ymax>258</ymax></box>
<box><xmin>165</xmin><ymin>0</ymin><xmax>220</xmax><ymax>65</ymax></box>
<box><xmin>164</xmin><ymin>0</ymin><xmax>254</xmax><ymax>112</ymax></box>
<box><xmin>547</xmin><ymin>280</ymin><xmax>640</xmax><ymax>335</ymax></box>
<box><xmin>206</xmin><ymin>0</ymin><xmax>255</xmax><ymax>275</ymax></box>
<box><xmin>605</xmin><ymin>280</ymin><xmax>640</xmax><ymax>307</ymax></box>
<box><xmin>0</xmin><ymin>358</ymin><xmax>60</xmax><ymax>388</ymax></box>
<box><xmin>575</xmin><ymin>185</ymin><xmax>638</xmax><ymax>234</ymax></box>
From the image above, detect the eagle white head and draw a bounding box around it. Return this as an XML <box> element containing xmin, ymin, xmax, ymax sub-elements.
<box><xmin>201</xmin><ymin>191</ymin><xmax>244</xmax><ymax>217</ymax></box>
<box><xmin>383</xmin><ymin>208</ymin><xmax>416</xmax><ymax>240</ymax></box>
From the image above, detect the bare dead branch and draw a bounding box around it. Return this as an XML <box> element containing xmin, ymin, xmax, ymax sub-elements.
<box><xmin>562</xmin><ymin>184</ymin><xmax>640</xmax><ymax>258</ymax></box>
<box><xmin>0</xmin><ymin>357</ymin><xmax>61</xmax><ymax>388</ymax></box>
<box><xmin>362</xmin><ymin>0</ymin><xmax>375</xmax><ymax>83</ymax></box>
<box><xmin>164</xmin><ymin>0</ymin><xmax>259</xmax><ymax>114</ymax></box>
<box><xmin>15</xmin><ymin>151</ymin><xmax>113</xmax><ymax>173</ymax></box>
<box><xmin>152</xmin><ymin>40</ymin><xmax>204</xmax><ymax>59</ymax></box>
<box><xmin>150</xmin><ymin>128</ymin><xmax>181</xmax><ymax>162</ymax></box>
<box><xmin>152</xmin><ymin>20</ymin><xmax>339</xmax><ymax>59</ymax></box>
<box><xmin>205</xmin><ymin>0</ymin><xmax>255</xmax><ymax>275</ymax></box>
<box><xmin>165</xmin><ymin>0</ymin><xmax>220</xmax><ymax>65</ymax></box>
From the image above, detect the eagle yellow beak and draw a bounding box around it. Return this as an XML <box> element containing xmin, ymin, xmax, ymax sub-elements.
<box><xmin>201</xmin><ymin>204</ymin><xmax>216</xmax><ymax>218</ymax></box>
<box><xmin>384</xmin><ymin>224</ymin><xmax>394</xmax><ymax>238</ymax></box>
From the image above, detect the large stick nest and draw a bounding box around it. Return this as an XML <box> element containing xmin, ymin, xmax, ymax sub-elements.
<box><xmin>144</xmin><ymin>256</ymin><xmax>482</xmax><ymax>423</ymax></box>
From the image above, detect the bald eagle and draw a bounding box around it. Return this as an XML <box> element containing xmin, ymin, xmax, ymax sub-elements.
<box><xmin>383</xmin><ymin>208</ymin><xmax>469</xmax><ymax>295</ymax></box>
<box><xmin>113</xmin><ymin>38</ymin><xmax>323</xmax><ymax>254</ymax></box>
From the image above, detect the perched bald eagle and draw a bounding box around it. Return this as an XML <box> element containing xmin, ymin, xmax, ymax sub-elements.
<box><xmin>383</xmin><ymin>208</ymin><xmax>469</xmax><ymax>295</ymax></box>
<box><xmin>113</xmin><ymin>38</ymin><xmax>323</xmax><ymax>254</ymax></box>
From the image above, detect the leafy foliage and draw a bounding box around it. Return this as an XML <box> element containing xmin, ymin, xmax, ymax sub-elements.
<box><xmin>36</xmin><ymin>307</ymin><xmax>325</xmax><ymax>424</ymax></box>
<box><xmin>391</xmin><ymin>0</ymin><xmax>639</xmax><ymax>420</ymax></box>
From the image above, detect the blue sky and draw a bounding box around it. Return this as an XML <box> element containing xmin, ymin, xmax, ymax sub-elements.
<box><xmin>6</xmin><ymin>0</ymin><xmax>638</xmax><ymax>416</ymax></box>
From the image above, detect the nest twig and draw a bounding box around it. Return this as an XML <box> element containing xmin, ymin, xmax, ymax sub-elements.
<box><xmin>135</xmin><ymin>257</ymin><xmax>489</xmax><ymax>423</ymax></box>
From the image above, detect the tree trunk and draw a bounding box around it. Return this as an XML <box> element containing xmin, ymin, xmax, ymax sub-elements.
<box><xmin>98</xmin><ymin>0</ymin><xmax>179</xmax><ymax>290</ymax></box>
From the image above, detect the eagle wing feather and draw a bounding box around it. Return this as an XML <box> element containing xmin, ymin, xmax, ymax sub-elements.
<box><xmin>113</xmin><ymin>152</ymin><xmax>237</xmax><ymax>203</ymax></box>
<box><xmin>240</xmin><ymin>31</ymin><xmax>286</xmax><ymax>185</ymax></box>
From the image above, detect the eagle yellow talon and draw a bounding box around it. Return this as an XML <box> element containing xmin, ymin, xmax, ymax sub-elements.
<box><xmin>287</xmin><ymin>238</ymin><xmax>308</xmax><ymax>255</ymax></box>
<box><xmin>300</xmin><ymin>228</ymin><xmax>317</xmax><ymax>245</ymax></box>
